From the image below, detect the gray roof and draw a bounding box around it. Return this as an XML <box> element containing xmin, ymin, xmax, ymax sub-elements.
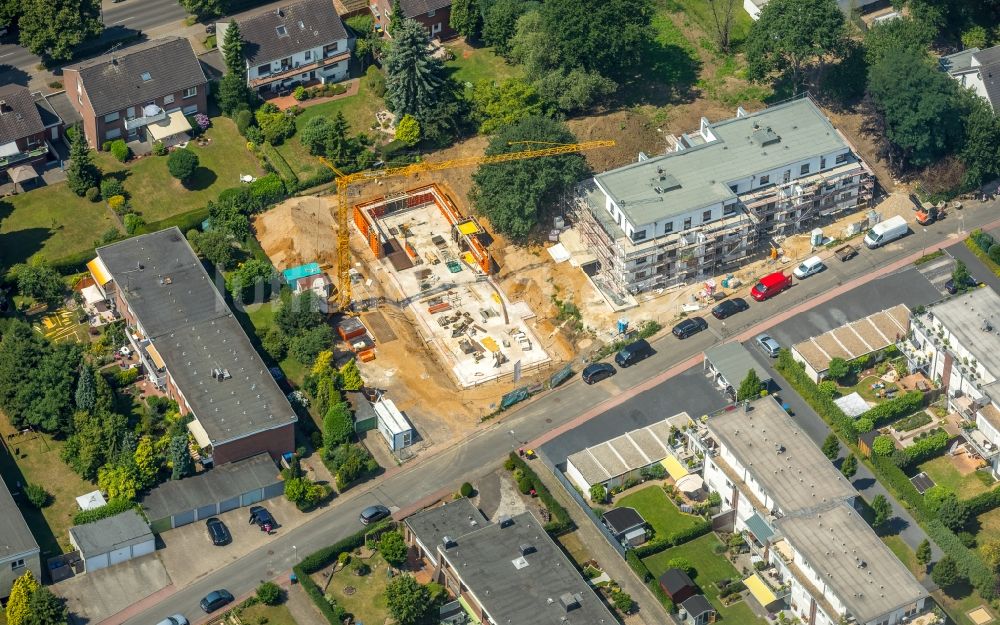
<box><xmin>774</xmin><ymin>502</ymin><xmax>928</xmax><ymax>624</ymax></box>
<box><xmin>32</xmin><ymin>92</ymin><xmax>63</xmax><ymax>129</ymax></box>
<box><xmin>704</xmin><ymin>342</ymin><xmax>770</xmax><ymax>389</ymax></box>
<box><xmin>922</xmin><ymin>287</ymin><xmax>1000</xmax><ymax>401</ymax></box>
<box><xmin>601</xmin><ymin>507</ymin><xmax>645</xmax><ymax>534</ymax></box>
<box><xmin>940</xmin><ymin>47</ymin><xmax>980</xmax><ymax>75</ymax></box>
<box><xmin>69</xmin><ymin>510</ymin><xmax>152</xmax><ymax>558</ymax></box>
<box><xmin>0</xmin><ymin>475</ymin><xmax>39</xmax><ymax>562</ymax></box>
<box><xmin>66</xmin><ymin>37</ymin><xmax>207</xmax><ymax>115</ymax></box>
<box><xmin>681</xmin><ymin>594</ymin><xmax>713</xmax><ymax>617</ymax></box>
<box><xmin>234</xmin><ymin>0</ymin><xmax>348</xmax><ymax>65</ymax></box>
<box><xmin>974</xmin><ymin>46</ymin><xmax>1000</xmax><ymax>66</ymax></box>
<box><xmin>0</xmin><ymin>84</ymin><xmax>45</xmax><ymax>145</ymax></box>
<box><xmin>437</xmin><ymin>511</ymin><xmax>617</xmax><ymax>625</ymax></box>
<box><xmin>346</xmin><ymin>390</ymin><xmax>377</xmax><ymax>425</ymax></box>
<box><xmin>97</xmin><ymin>228</ymin><xmax>297</xmax><ymax>447</ymax></box>
<box><xmin>400</xmin><ymin>0</ymin><xmax>451</xmax><ymax>17</ymax></box>
<box><xmin>706</xmin><ymin>397</ymin><xmax>856</xmax><ymax>515</ymax></box>
<box><xmin>658</xmin><ymin>568</ymin><xmax>694</xmax><ymax>594</ymax></box>
<box><xmin>593</xmin><ymin>98</ymin><xmax>852</xmax><ymax>228</ymax></box>
<box><xmin>405</xmin><ymin>499</ymin><xmax>489</xmax><ymax>564</ymax></box>
<box><xmin>566</xmin><ymin>417</ymin><xmax>678</xmax><ymax>486</ymax></box>
<box><xmin>45</xmin><ymin>91</ymin><xmax>82</xmax><ymax>126</ymax></box>
<box><xmin>142</xmin><ymin>453</ymin><xmax>279</xmax><ymax>521</ymax></box>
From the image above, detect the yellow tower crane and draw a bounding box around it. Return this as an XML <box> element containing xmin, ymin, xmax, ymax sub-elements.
<box><xmin>319</xmin><ymin>139</ymin><xmax>615</xmax><ymax>310</ymax></box>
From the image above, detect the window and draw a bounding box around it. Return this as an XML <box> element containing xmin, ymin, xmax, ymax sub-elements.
<box><xmin>663</xmin><ymin>221</ymin><xmax>673</xmax><ymax>234</ymax></box>
<box><xmin>105</xmin><ymin>128</ymin><xmax>122</xmax><ymax>140</ymax></box>
<box><xmin>800</xmin><ymin>163</ymin><xmax>810</xmax><ymax>175</ymax></box>
<box><xmin>140</xmin><ymin>71</ymin><xmax>151</xmax><ymax>82</ymax></box>
<box><xmin>783</xmin><ymin>170</ymin><xmax>790</xmax><ymax>183</ymax></box>
<box><xmin>304</xmin><ymin>50</ymin><xmax>312</xmax><ymax>61</ymax></box>
<box><xmin>635</xmin><ymin>257</ymin><xmax>647</xmax><ymax>266</ymax></box>
<box><xmin>276</xmin><ymin>25</ymin><xmax>288</xmax><ymax>37</ymax></box>
<box><xmin>182</xmin><ymin>104</ymin><xmax>198</xmax><ymax>115</ymax></box>
<box><xmin>758</xmin><ymin>174</ymin><xmax>769</xmax><ymax>185</ymax></box>
<box><xmin>631</xmin><ymin>229</ymin><xmax>647</xmax><ymax>242</ymax></box>
<box><xmin>635</xmin><ymin>271</ymin><xmax>646</xmax><ymax>279</ymax></box>
<box><xmin>257</xmin><ymin>63</ymin><xmax>271</xmax><ymax>75</ymax></box>
<box><xmin>163</xmin><ymin>94</ymin><xmax>175</xmax><ymax>105</ymax></box>
<box><xmin>183</xmin><ymin>87</ymin><xmax>198</xmax><ymax>99</ymax></box>
<box><xmin>723</xmin><ymin>204</ymin><xmax>736</xmax><ymax>216</ymax></box>
<box><xmin>126</xmin><ymin>106</ymin><xmax>135</xmax><ymax>119</ymax></box>
<box><xmin>702</xmin><ymin>210</ymin><xmax>713</xmax><ymax>223</ymax></box>
<box><xmin>683</xmin><ymin>217</ymin><xmax>692</xmax><ymax>229</ymax></box>
<box><xmin>10</xmin><ymin>559</ymin><xmax>24</xmax><ymax>570</ymax></box>
<box><xmin>104</xmin><ymin>111</ymin><xmax>120</xmax><ymax>123</ymax></box>
<box><xmin>729</xmin><ymin>184</ymin><xmax>738</xmax><ymax>193</ymax></box>
<box><xmin>835</xmin><ymin>153</ymin><xmax>848</xmax><ymax>164</ymax></box>
<box><xmin>427</xmin><ymin>9</ymin><xmax>436</xmax><ymax>16</ymax></box>
<box><xmin>820</xmin><ymin>156</ymin><xmax>826</xmax><ymax>169</ymax></box>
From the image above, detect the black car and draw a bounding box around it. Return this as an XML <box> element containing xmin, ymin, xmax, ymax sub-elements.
<box><xmin>359</xmin><ymin>504</ymin><xmax>391</xmax><ymax>525</ymax></box>
<box><xmin>581</xmin><ymin>362</ymin><xmax>616</xmax><ymax>385</ymax></box>
<box><xmin>249</xmin><ymin>506</ymin><xmax>276</xmax><ymax>529</ymax></box>
<box><xmin>944</xmin><ymin>275</ymin><xmax>980</xmax><ymax>295</ymax></box>
<box><xmin>672</xmin><ymin>317</ymin><xmax>708</xmax><ymax>339</ymax></box>
<box><xmin>711</xmin><ymin>298</ymin><xmax>749</xmax><ymax>320</ymax></box>
<box><xmin>206</xmin><ymin>518</ymin><xmax>231</xmax><ymax>546</ymax></box>
<box><xmin>199</xmin><ymin>589</ymin><xmax>234</xmax><ymax>613</ymax></box>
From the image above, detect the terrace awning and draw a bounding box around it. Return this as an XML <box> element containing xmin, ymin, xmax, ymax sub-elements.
<box><xmin>744</xmin><ymin>573</ymin><xmax>779</xmax><ymax>608</ymax></box>
<box><xmin>660</xmin><ymin>455</ymin><xmax>689</xmax><ymax>481</ymax></box>
<box><xmin>147</xmin><ymin>110</ymin><xmax>192</xmax><ymax>141</ymax></box>
<box><xmin>745</xmin><ymin>512</ymin><xmax>775</xmax><ymax>543</ymax></box>
<box><xmin>87</xmin><ymin>257</ymin><xmax>112</xmax><ymax>286</ymax></box>
<box><xmin>146</xmin><ymin>343</ymin><xmax>166</xmax><ymax>370</ymax></box>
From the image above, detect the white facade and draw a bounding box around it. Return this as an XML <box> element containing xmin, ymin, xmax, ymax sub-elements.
<box><xmin>246</xmin><ymin>40</ymin><xmax>350</xmax><ymax>88</ymax></box>
<box><xmin>374</xmin><ymin>397</ymin><xmax>413</xmax><ymax>451</ymax></box>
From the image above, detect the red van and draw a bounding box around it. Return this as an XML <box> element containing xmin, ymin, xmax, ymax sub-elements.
<box><xmin>750</xmin><ymin>271</ymin><xmax>792</xmax><ymax>301</ymax></box>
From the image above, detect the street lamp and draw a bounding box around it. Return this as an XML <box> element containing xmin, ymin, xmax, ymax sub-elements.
<box><xmin>508</xmin><ymin>429</ymin><xmax>516</xmax><ymax>449</ymax></box>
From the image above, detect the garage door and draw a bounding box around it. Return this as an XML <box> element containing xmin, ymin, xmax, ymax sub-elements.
<box><xmin>87</xmin><ymin>554</ymin><xmax>110</xmax><ymax>571</ymax></box>
<box><xmin>263</xmin><ymin>482</ymin><xmax>285</xmax><ymax>499</ymax></box>
<box><xmin>219</xmin><ymin>496</ymin><xmax>240</xmax><ymax>513</ymax></box>
<box><xmin>132</xmin><ymin>539</ymin><xmax>155</xmax><ymax>558</ymax></box>
<box><xmin>109</xmin><ymin>546</ymin><xmax>132</xmax><ymax>566</ymax></box>
<box><xmin>196</xmin><ymin>503</ymin><xmax>217</xmax><ymax>520</ymax></box>
<box><xmin>173</xmin><ymin>509</ymin><xmax>196</xmax><ymax>528</ymax></box>
<box><xmin>241</xmin><ymin>488</ymin><xmax>263</xmax><ymax>506</ymax></box>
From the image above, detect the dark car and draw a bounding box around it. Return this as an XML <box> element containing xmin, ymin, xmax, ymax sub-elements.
<box><xmin>944</xmin><ymin>275</ymin><xmax>980</xmax><ymax>295</ymax></box>
<box><xmin>249</xmin><ymin>506</ymin><xmax>275</xmax><ymax>529</ymax></box>
<box><xmin>360</xmin><ymin>504</ymin><xmax>391</xmax><ymax>525</ymax></box>
<box><xmin>614</xmin><ymin>338</ymin><xmax>653</xmax><ymax>368</ymax></box>
<box><xmin>199</xmin><ymin>589</ymin><xmax>234</xmax><ymax>613</ymax></box>
<box><xmin>582</xmin><ymin>362</ymin><xmax>616</xmax><ymax>385</ymax></box>
<box><xmin>672</xmin><ymin>317</ymin><xmax>708</xmax><ymax>339</ymax></box>
<box><xmin>206</xmin><ymin>518</ymin><xmax>231</xmax><ymax>546</ymax></box>
<box><xmin>711</xmin><ymin>298</ymin><xmax>749</xmax><ymax>320</ymax></box>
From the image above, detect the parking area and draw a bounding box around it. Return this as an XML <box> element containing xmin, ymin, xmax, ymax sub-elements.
<box><xmin>56</xmin><ymin>553</ymin><xmax>170</xmax><ymax>624</ymax></box>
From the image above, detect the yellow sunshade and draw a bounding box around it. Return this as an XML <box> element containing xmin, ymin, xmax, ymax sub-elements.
<box><xmin>147</xmin><ymin>110</ymin><xmax>193</xmax><ymax>141</ymax></box>
<box><xmin>457</xmin><ymin>221</ymin><xmax>480</xmax><ymax>236</ymax></box>
<box><xmin>187</xmin><ymin>419</ymin><xmax>212</xmax><ymax>449</ymax></box>
<box><xmin>481</xmin><ymin>337</ymin><xmax>499</xmax><ymax>352</ymax></box>
<box><xmin>661</xmin><ymin>455</ymin><xmax>689</xmax><ymax>481</ymax></box>
<box><xmin>744</xmin><ymin>574</ymin><xmax>778</xmax><ymax>607</ymax></box>
<box><xmin>463</xmin><ymin>252</ymin><xmax>476</xmax><ymax>265</ymax></box>
<box><xmin>87</xmin><ymin>257</ymin><xmax>111</xmax><ymax>286</ymax></box>
<box><xmin>146</xmin><ymin>343</ymin><xmax>166</xmax><ymax>370</ymax></box>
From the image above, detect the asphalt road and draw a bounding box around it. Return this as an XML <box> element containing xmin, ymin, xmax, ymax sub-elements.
<box><xmin>118</xmin><ymin>205</ymin><xmax>1000</xmax><ymax>625</ymax></box>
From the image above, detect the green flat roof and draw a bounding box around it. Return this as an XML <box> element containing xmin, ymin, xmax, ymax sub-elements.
<box><xmin>593</xmin><ymin>98</ymin><xmax>850</xmax><ymax>228</ymax></box>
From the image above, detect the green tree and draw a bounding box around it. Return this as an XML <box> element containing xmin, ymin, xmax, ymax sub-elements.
<box><xmin>471</xmin><ymin>78</ymin><xmax>545</xmax><ymax>135</ymax></box>
<box><xmin>932</xmin><ymin>555</ymin><xmax>960</xmax><ymax>588</ymax></box>
<box><xmin>470</xmin><ymin>116</ymin><xmax>589</xmax><ymax>241</ymax></box>
<box><xmin>263</xmin><ymin>327</ymin><xmax>289</xmax><ymax>361</ymax></box>
<box><xmin>482</xmin><ymin>0</ymin><xmax>532</xmax><ymax>56</ymax></box>
<box><xmin>275</xmin><ymin>292</ymin><xmax>323</xmax><ymax>335</ymax></box>
<box><xmin>450</xmin><ymin>0</ymin><xmax>482</xmax><ymax>39</ymax></box>
<box><xmin>840</xmin><ymin>453</ymin><xmax>857</xmax><ymax>478</ymax></box>
<box><xmin>589</xmin><ymin>483</ymin><xmax>606</xmax><ymax>503</ymax></box>
<box><xmin>980</xmin><ymin>540</ymin><xmax>1000</xmax><ymax>570</ymax></box>
<box><xmin>378</xmin><ymin>531</ymin><xmax>409</xmax><ymax>567</ymax></box>
<box><xmin>962</xmin><ymin>24</ymin><xmax>989</xmax><ymax>49</ymax></box>
<box><xmin>385</xmin><ymin>575</ymin><xmax>432</xmax><ymax>625</ymax></box>
<box><xmin>612</xmin><ymin>590</ymin><xmax>634</xmax><ymax>614</ymax></box>
<box><xmin>389</xmin><ymin>0</ymin><xmax>404</xmax><ymax>35</ymax></box>
<box><xmin>706</xmin><ymin>0</ymin><xmax>740</xmax><ymax>53</ymax></box>
<box><xmin>339</xmin><ymin>359</ymin><xmax>364</xmax><ymax>391</ymax></box>
<box><xmin>960</xmin><ymin>92</ymin><xmax>1000</xmax><ymax>189</ymax></box>
<box><xmin>289</xmin><ymin>325</ymin><xmax>335</xmax><ymax>364</ymax></box>
<box><xmin>133</xmin><ymin>435</ymin><xmax>160</xmax><ymax>488</ymax></box>
<box><xmin>395</xmin><ymin>114</ymin><xmax>421</xmax><ymax>146</ymax></box>
<box><xmin>936</xmin><ymin>493</ymin><xmax>970</xmax><ymax>531</ymax></box>
<box><xmin>226</xmin><ymin>258</ymin><xmax>278</xmax><ymax>303</ymax></box>
<box><xmin>821</xmin><ymin>432</ymin><xmax>841</xmax><ymax>461</ymax></box>
<box><xmin>222</xmin><ymin>19</ymin><xmax>245</xmax><ymax>74</ymax></box>
<box><xmin>745</xmin><ymin>0</ymin><xmax>846</xmax><ymax>94</ymax></box>
<box><xmin>736</xmin><ymin>368</ymin><xmax>765</xmax><ymax>402</ymax></box>
<box><xmin>75</xmin><ymin>365</ymin><xmax>95</xmax><ymax>412</ymax></box>
<box><xmin>255</xmin><ymin>105</ymin><xmax>297</xmax><ymax>145</ymax></box>
<box><xmin>19</xmin><ymin>0</ymin><xmax>102</xmax><ymax>62</ymax></box>
<box><xmin>323</xmin><ymin>401</ymin><xmax>354</xmax><ymax>449</ymax></box>
<box><xmin>952</xmin><ymin>260</ymin><xmax>972</xmax><ymax>292</ymax></box>
<box><xmin>169</xmin><ymin>434</ymin><xmax>194</xmax><ymax>480</ymax></box>
<box><xmin>98</xmin><ymin>464</ymin><xmax>140</xmax><ymax>501</ymax></box>
<box><xmin>12</xmin><ymin>259</ymin><xmax>65</xmax><ymax>307</ymax></box>
<box><xmin>872</xmin><ymin>435</ymin><xmax>895</xmax><ymax>456</ymax></box>
<box><xmin>66</xmin><ymin>124</ymin><xmax>100</xmax><ymax>196</ymax></box>
<box><xmin>167</xmin><ymin>148</ymin><xmax>199</xmax><ymax>182</ymax></box>
<box><xmin>863</xmin><ymin>17</ymin><xmax>933</xmax><ymax>67</ymax></box>
<box><xmin>256</xmin><ymin>581</ymin><xmax>283</xmax><ymax>606</ymax></box>
<box><xmin>24</xmin><ymin>586</ymin><xmax>68</xmax><ymax>625</ymax></box>
<box><xmin>384</xmin><ymin>20</ymin><xmax>447</xmax><ymax>120</ymax></box>
<box><xmin>193</xmin><ymin>229</ymin><xmax>234</xmax><ymax>268</ymax></box>
<box><xmin>826</xmin><ymin>357</ymin><xmax>849</xmax><ymax>381</ymax></box>
<box><xmin>916</xmin><ymin>538</ymin><xmax>932</xmax><ymax>569</ymax></box>
<box><xmin>179</xmin><ymin>0</ymin><xmax>226</xmax><ymax>19</ymax></box>
<box><xmin>534</xmin><ymin>67</ymin><xmax>616</xmax><ymax>116</ymax></box>
<box><xmin>665</xmin><ymin>557</ymin><xmax>694</xmax><ymax>576</ymax></box>
<box><xmin>62</xmin><ymin>409</ymin><xmax>126</xmax><ymax>479</ymax></box>
<box><xmin>869</xmin><ymin>494</ymin><xmax>892</xmax><ymax>531</ymax></box>
<box><xmin>6</xmin><ymin>570</ymin><xmax>40</xmax><ymax>625</ymax></box>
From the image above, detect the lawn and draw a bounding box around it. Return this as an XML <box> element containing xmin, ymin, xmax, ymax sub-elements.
<box><xmin>241</xmin><ymin>602</ymin><xmax>299</xmax><ymax>625</ymax></box>
<box><xmin>837</xmin><ymin>375</ymin><xmax>888</xmax><ymax>405</ymax></box>
<box><xmin>241</xmin><ymin>301</ymin><xmax>308</xmax><ymax>387</ymax></box>
<box><xmin>978</xmin><ymin>507</ymin><xmax>1000</xmax><ymax>540</ymax></box>
<box><xmin>444</xmin><ymin>41</ymin><xmax>521</xmax><ymax>86</ymax></box>
<box><xmin>919</xmin><ymin>455</ymin><xmax>995</xmax><ymax>500</ymax></box>
<box><xmin>643</xmin><ymin>534</ymin><xmax>768</xmax><ymax>625</ymax></box>
<box><xmin>323</xmin><ymin>553</ymin><xmax>391</xmax><ymax>624</ymax></box>
<box><xmin>663</xmin><ymin>0</ymin><xmax>753</xmax><ymax>49</ymax></box>
<box><xmin>881</xmin><ymin>535</ymin><xmax>922</xmax><ymax>579</ymax></box>
<box><xmin>616</xmin><ymin>485</ymin><xmax>704</xmax><ymax>541</ymax></box>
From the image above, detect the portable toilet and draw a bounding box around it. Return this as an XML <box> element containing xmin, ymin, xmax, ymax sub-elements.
<box><xmin>810</xmin><ymin>228</ymin><xmax>824</xmax><ymax>246</ymax></box>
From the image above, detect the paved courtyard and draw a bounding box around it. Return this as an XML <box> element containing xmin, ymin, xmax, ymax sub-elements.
<box><xmin>56</xmin><ymin>553</ymin><xmax>170</xmax><ymax>624</ymax></box>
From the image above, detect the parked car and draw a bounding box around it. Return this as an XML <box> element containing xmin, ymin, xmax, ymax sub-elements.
<box><xmin>944</xmin><ymin>274</ymin><xmax>981</xmax><ymax>295</ymax></box>
<box><xmin>614</xmin><ymin>338</ymin><xmax>653</xmax><ymax>368</ymax></box>
<box><xmin>249</xmin><ymin>506</ymin><xmax>275</xmax><ymax>530</ymax></box>
<box><xmin>750</xmin><ymin>271</ymin><xmax>792</xmax><ymax>301</ymax></box>
<box><xmin>199</xmin><ymin>590</ymin><xmax>234</xmax><ymax>613</ymax></box>
<box><xmin>711</xmin><ymin>298</ymin><xmax>749</xmax><ymax>320</ymax></box>
<box><xmin>864</xmin><ymin>215</ymin><xmax>908</xmax><ymax>249</ymax></box>
<box><xmin>792</xmin><ymin>256</ymin><xmax>825</xmax><ymax>279</ymax></box>
<box><xmin>672</xmin><ymin>317</ymin><xmax>708</xmax><ymax>339</ymax></box>
<box><xmin>360</xmin><ymin>504</ymin><xmax>391</xmax><ymax>525</ymax></box>
<box><xmin>156</xmin><ymin>615</ymin><xmax>189</xmax><ymax>625</ymax></box>
<box><xmin>206</xmin><ymin>518</ymin><xmax>231</xmax><ymax>546</ymax></box>
<box><xmin>756</xmin><ymin>334</ymin><xmax>781</xmax><ymax>358</ymax></box>
<box><xmin>582</xmin><ymin>362</ymin><xmax>616</xmax><ymax>384</ymax></box>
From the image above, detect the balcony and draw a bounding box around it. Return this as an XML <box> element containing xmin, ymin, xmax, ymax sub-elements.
<box><xmin>0</xmin><ymin>144</ymin><xmax>48</xmax><ymax>168</ymax></box>
<box><xmin>249</xmin><ymin>52</ymin><xmax>351</xmax><ymax>88</ymax></box>
<box><xmin>125</xmin><ymin>109</ymin><xmax>167</xmax><ymax>131</ymax></box>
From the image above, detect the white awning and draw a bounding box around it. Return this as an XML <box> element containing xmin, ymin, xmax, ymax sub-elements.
<box><xmin>76</xmin><ymin>490</ymin><xmax>107</xmax><ymax>510</ymax></box>
<box><xmin>187</xmin><ymin>418</ymin><xmax>212</xmax><ymax>449</ymax></box>
<box><xmin>0</xmin><ymin>141</ymin><xmax>19</xmax><ymax>157</ymax></box>
<box><xmin>147</xmin><ymin>110</ymin><xmax>192</xmax><ymax>141</ymax></box>
<box><xmin>81</xmin><ymin>284</ymin><xmax>104</xmax><ymax>305</ymax></box>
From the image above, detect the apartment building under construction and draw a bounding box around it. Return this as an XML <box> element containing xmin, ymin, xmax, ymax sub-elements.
<box><xmin>575</xmin><ymin>96</ymin><xmax>874</xmax><ymax>296</ymax></box>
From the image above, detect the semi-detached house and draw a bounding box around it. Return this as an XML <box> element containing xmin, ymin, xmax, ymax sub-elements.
<box><xmin>221</xmin><ymin>0</ymin><xmax>352</xmax><ymax>95</ymax></box>
<box><xmin>64</xmin><ymin>37</ymin><xmax>208</xmax><ymax>149</ymax></box>
<box><xmin>371</xmin><ymin>0</ymin><xmax>455</xmax><ymax>40</ymax></box>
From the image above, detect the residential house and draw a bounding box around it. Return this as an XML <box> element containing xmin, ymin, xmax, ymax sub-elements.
<box><xmin>371</xmin><ymin>0</ymin><xmax>455</xmax><ymax>40</ymax></box>
<box><xmin>575</xmin><ymin>97</ymin><xmax>873</xmax><ymax>296</ymax></box>
<box><xmin>0</xmin><ymin>473</ymin><xmax>40</xmax><ymax>597</ymax></box>
<box><xmin>901</xmin><ymin>286</ymin><xmax>1000</xmax><ymax>475</ymax></box>
<box><xmin>690</xmin><ymin>397</ymin><xmax>929</xmax><ymax>625</ymax></box>
<box><xmin>63</xmin><ymin>37</ymin><xmax>208</xmax><ymax>149</ymax></box>
<box><xmin>0</xmin><ymin>84</ymin><xmax>64</xmax><ymax>178</ymax></box>
<box><xmin>405</xmin><ymin>506</ymin><xmax>617</xmax><ymax>625</ymax></box>
<box><xmin>221</xmin><ymin>0</ymin><xmax>352</xmax><ymax>95</ymax></box>
<box><xmin>87</xmin><ymin>228</ymin><xmax>297</xmax><ymax>467</ymax></box>
<box><xmin>941</xmin><ymin>46</ymin><xmax>1000</xmax><ymax>111</ymax></box>
<box><xmin>67</xmin><ymin>510</ymin><xmax>155</xmax><ymax>572</ymax></box>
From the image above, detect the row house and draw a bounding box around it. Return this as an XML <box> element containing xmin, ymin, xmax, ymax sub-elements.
<box><xmin>576</xmin><ymin>96</ymin><xmax>873</xmax><ymax>297</ymax></box>
<box><xmin>0</xmin><ymin>84</ymin><xmax>64</xmax><ymax>178</ymax></box>
<box><xmin>371</xmin><ymin>0</ymin><xmax>455</xmax><ymax>40</ymax></box>
<box><xmin>223</xmin><ymin>0</ymin><xmax>352</xmax><ymax>95</ymax></box>
<box><xmin>64</xmin><ymin>37</ymin><xmax>208</xmax><ymax>149</ymax></box>
<box><xmin>688</xmin><ymin>397</ymin><xmax>930</xmax><ymax>625</ymax></box>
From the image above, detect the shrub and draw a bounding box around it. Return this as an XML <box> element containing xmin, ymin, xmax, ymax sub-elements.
<box><xmin>972</xmin><ymin>229</ymin><xmax>995</xmax><ymax>253</ymax></box>
<box><xmin>245</xmin><ymin>126</ymin><xmax>264</xmax><ymax>145</ymax></box>
<box><xmin>85</xmin><ymin>187</ymin><xmax>100</xmax><ymax>202</ymax></box>
<box><xmin>507</xmin><ymin>453</ymin><xmax>573</xmax><ymax>533</ymax></box>
<box><xmin>990</xmin><ymin>244</ymin><xmax>1000</xmax><ymax>266</ymax></box>
<box><xmin>24</xmin><ymin>483</ymin><xmax>49</xmax><ymax>508</ymax></box>
<box><xmin>167</xmin><ymin>148</ymin><xmax>199</xmax><ymax>181</ymax></box>
<box><xmin>589</xmin><ymin>483</ymin><xmax>606</xmax><ymax>503</ymax></box>
<box><xmin>337</xmin><ymin>551</ymin><xmax>351</xmax><ymax>566</ymax></box>
<box><xmin>859</xmin><ymin>391</ymin><xmax>924</xmax><ymax>427</ymax></box>
<box><xmin>107</xmin><ymin>195</ymin><xmax>127</xmax><ymax>214</ymax></box>
<box><xmin>293</xmin><ymin>86</ymin><xmax>308</xmax><ymax>101</ymax></box>
<box><xmin>872</xmin><ymin>435</ymin><xmax>895</xmax><ymax>456</ymax></box>
<box><xmin>460</xmin><ymin>482</ymin><xmax>474</xmax><ymax>497</ymax></box>
<box><xmin>352</xmin><ymin>561</ymin><xmax>370</xmax><ymax>576</ymax></box>
<box><xmin>124</xmin><ymin>213</ymin><xmax>146</xmax><ymax>235</ymax></box>
<box><xmin>72</xmin><ymin>498</ymin><xmax>134</xmax><ymax>524</ymax></box>
<box><xmin>152</xmin><ymin>140</ymin><xmax>167</xmax><ymax>156</ymax></box>
<box><xmin>236</xmin><ymin>109</ymin><xmax>255</xmax><ymax>136</ymax></box>
<box><xmin>377</xmin><ymin>531</ymin><xmax>408</xmax><ymax>567</ymax></box>
<box><xmin>827</xmin><ymin>357</ymin><xmax>850</xmax><ymax>381</ymax></box>
<box><xmin>114</xmin><ymin>367</ymin><xmax>140</xmax><ymax>387</ymax></box>
<box><xmin>249</xmin><ymin>173</ymin><xmax>288</xmax><ymax>206</ymax></box>
<box><xmin>256</xmin><ymin>581</ymin><xmax>282</xmax><ymax>606</ymax></box>
<box><xmin>100</xmin><ymin>177</ymin><xmax>126</xmax><ymax>199</ymax></box>
<box><xmin>366</xmin><ymin>65</ymin><xmax>386</xmax><ymax>97</ymax></box>
<box><xmin>109</xmin><ymin>139</ymin><xmax>130</xmax><ymax>162</ymax></box>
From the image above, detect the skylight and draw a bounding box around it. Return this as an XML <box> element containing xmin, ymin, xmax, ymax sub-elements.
<box><xmin>140</xmin><ymin>72</ymin><xmax>151</xmax><ymax>82</ymax></box>
<box><xmin>276</xmin><ymin>25</ymin><xmax>288</xmax><ymax>37</ymax></box>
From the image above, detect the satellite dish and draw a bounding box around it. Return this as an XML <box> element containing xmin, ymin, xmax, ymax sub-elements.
<box><xmin>143</xmin><ymin>104</ymin><xmax>161</xmax><ymax>117</ymax></box>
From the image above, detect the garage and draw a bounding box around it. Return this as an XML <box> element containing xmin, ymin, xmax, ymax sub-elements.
<box><xmin>68</xmin><ymin>510</ymin><xmax>155</xmax><ymax>573</ymax></box>
<box><xmin>142</xmin><ymin>453</ymin><xmax>283</xmax><ymax>533</ymax></box>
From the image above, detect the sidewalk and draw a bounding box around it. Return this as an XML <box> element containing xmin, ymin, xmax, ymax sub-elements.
<box><xmin>531</xmin><ymin>462</ymin><xmax>673</xmax><ymax>625</ymax></box>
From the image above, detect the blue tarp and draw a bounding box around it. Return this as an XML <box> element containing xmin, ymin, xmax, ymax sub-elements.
<box><xmin>282</xmin><ymin>263</ymin><xmax>321</xmax><ymax>283</ymax></box>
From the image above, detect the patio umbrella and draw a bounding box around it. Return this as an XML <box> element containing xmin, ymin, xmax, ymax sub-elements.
<box><xmin>9</xmin><ymin>163</ymin><xmax>38</xmax><ymax>192</ymax></box>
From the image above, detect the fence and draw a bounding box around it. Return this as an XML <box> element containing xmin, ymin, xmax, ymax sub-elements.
<box><xmin>543</xmin><ymin>455</ymin><xmax>626</xmax><ymax>559</ymax></box>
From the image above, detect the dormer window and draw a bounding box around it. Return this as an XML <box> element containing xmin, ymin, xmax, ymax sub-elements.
<box><xmin>276</xmin><ymin>25</ymin><xmax>288</xmax><ymax>37</ymax></box>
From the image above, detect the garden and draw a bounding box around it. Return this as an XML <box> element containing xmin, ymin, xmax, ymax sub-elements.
<box><xmin>616</xmin><ymin>484</ymin><xmax>707</xmax><ymax>543</ymax></box>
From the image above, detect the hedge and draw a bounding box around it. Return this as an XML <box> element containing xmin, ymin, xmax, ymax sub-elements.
<box><xmin>507</xmin><ymin>453</ymin><xmax>573</xmax><ymax>534</ymax></box>
<box><xmin>898</xmin><ymin>429</ymin><xmax>949</xmax><ymax>468</ymax></box>
<box><xmin>632</xmin><ymin>519</ymin><xmax>712</xmax><ymax>558</ymax></box>
<box><xmin>72</xmin><ymin>498</ymin><xmax>135</xmax><ymax>525</ymax></box>
<box><xmin>858</xmin><ymin>391</ymin><xmax>924</xmax><ymax>428</ymax></box>
<box><xmin>261</xmin><ymin>143</ymin><xmax>298</xmax><ymax>185</ymax></box>
<box><xmin>965</xmin><ymin>485</ymin><xmax>1000</xmax><ymax>517</ymax></box>
<box><xmin>625</xmin><ymin>549</ymin><xmax>675</xmax><ymax>612</ymax></box>
<box><xmin>776</xmin><ymin>351</ymin><xmax>856</xmax><ymax>440</ymax></box>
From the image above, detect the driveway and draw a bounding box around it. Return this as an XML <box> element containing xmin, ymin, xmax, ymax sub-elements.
<box><xmin>57</xmin><ymin>553</ymin><xmax>171</xmax><ymax>624</ymax></box>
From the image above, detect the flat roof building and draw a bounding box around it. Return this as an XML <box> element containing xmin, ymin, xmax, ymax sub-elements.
<box><xmin>404</xmin><ymin>499</ymin><xmax>489</xmax><ymax>566</ymax></box>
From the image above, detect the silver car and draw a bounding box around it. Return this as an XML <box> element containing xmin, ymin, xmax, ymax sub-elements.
<box><xmin>756</xmin><ymin>334</ymin><xmax>781</xmax><ymax>358</ymax></box>
<box><xmin>156</xmin><ymin>616</ymin><xmax>188</xmax><ymax>625</ymax></box>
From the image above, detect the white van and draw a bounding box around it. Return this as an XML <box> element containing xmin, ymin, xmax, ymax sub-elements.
<box><xmin>864</xmin><ymin>215</ymin><xmax>908</xmax><ymax>249</ymax></box>
<box><xmin>793</xmin><ymin>255</ymin><xmax>825</xmax><ymax>279</ymax></box>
